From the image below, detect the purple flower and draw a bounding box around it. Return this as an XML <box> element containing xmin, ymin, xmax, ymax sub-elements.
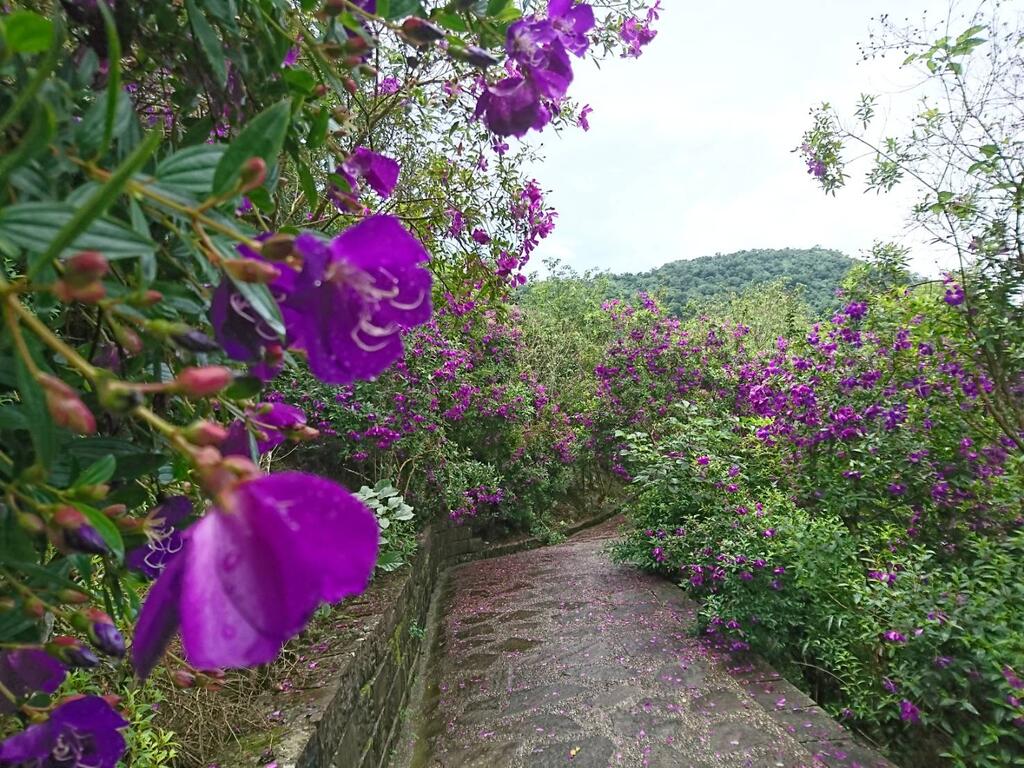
<box><xmin>208</xmin><ymin>252</ymin><xmax>284</xmax><ymax>381</ymax></box>
<box><xmin>0</xmin><ymin>696</ymin><xmax>127</xmax><ymax>768</ymax></box>
<box><xmin>506</xmin><ymin>19</ymin><xmax>574</xmax><ymax>99</ymax></box>
<box><xmin>132</xmin><ymin>472</ymin><xmax>379</xmax><ymax>676</ymax></box>
<box><xmin>620</xmin><ymin>15</ymin><xmax>657</xmax><ymax>58</ymax></box>
<box><xmin>378</xmin><ymin>76</ymin><xmax>400</xmax><ymax>94</ymax></box>
<box><xmin>329</xmin><ymin>148</ymin><xmax>400</xmax><ymax>210</ymax></box>
<box><xmin>126</xmin><ymin>496</ymin><xmax>192</xmax><ymax>579</ymax></box>
<box><xmin>547</xmin><ymin>0</ymin><xmax>595</xmax><ymax>56</ymax></box>
<box><xmin>944</xmin><ymin>283</ymin><xmax>965</xmax><ymax>306</ymax></box>
<box><xmin>471</xmin><ymin>228</ymin><xmax>491</xmax><ymax>245</ymax></box>
<box><xmin>899</xmin><ymin>699</ymin><xmax>921</xmax><ymax>724</ymax></box>
<box><xmin>281</xmin><ymin>46</ymin><xmax>300</xmax><ymax>68</ymax></box>
<box><xmin>577</xmin><ymin>103</ymin><xmax>592</xmax><ymax>131</ymax></box>
<box><xmin>0</xmin><ymin>650</ymin><xmax>66</xmax><ymax>715</ymax></box>
<box><xmin>279</xmin><ymin>216</ymin><xmax>432</xmax><ymax>384</ymax></box>
<box><xmin>222</xmin><ymin>403</ymin><xmax>309</xmax><ymax>457</ymax></box>
<box><xmin>475</xmin><ymin>75</ymin><xmax>553</xmax><ymax>137</ymax></box>
<box><xmin>883</xmin><ymin>630</ymin><xmax>907</xmax><ymax>643</ymax></box>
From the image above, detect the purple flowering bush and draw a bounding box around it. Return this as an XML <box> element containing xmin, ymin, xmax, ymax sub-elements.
<box><xmin>0</xmin><ymin>0</ymin><xmax>657</xmax><ymax>761</ymax></box>
<box><xmin>610</xmin><ymin>257</ymin><xmax>1024</xmax><ymax>764</ymax></box>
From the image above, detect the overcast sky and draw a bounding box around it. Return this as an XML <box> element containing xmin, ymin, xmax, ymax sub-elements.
<box><xmin>526</xmin><ymin>0</ymin><xmax>962</xmax><ymax>277</ymax></box>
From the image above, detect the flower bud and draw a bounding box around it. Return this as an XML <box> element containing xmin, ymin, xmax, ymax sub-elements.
<box><xmin>175</xmin><ymin>366</ymin><xmax>234</xmax><ymax>398</ymax></box>
<box><xmin>260</xmin><ymin>234</ymin><xmax>296</xmax><ymax>262</ymax></box>
<box><xmin>239</xmin><ymin>158</ymin><xmax>267</xmax><ymax>193</ymax></box>
<box><xmin>448</xmin><ymin>44</ymin><xmax>500</xmax><ymax>68</ymax></box>
<box><xmin>344</xmin><ymin>77</ymin><xmax>358</xmax><ymax>96</ymax></box>
<box><xmin>75</xmin><ymin>484</ymin><xmax>109</xmax><ymax>502</ymax></box>
<box><xmin>114</xmin><ymin>517</ymin><xmax>145</xmax><ymax>533</ymax></box>
<box><xmin>185</xmin><ymin>420</ymin><xmax>229</xmax><ymax>447</ymax></box>
<box><xmin>46</xmin><ymin>636</ymin><xmax>100</xmax><ymax>668</ymax></box>
<box><xmin>96</xmin><ymin>378</ymin><xmax>143</xmax><ymax>413</ymax></box>
<box><xmin>53</xmin><ymin>279</ymin><xmax>106</xmax><ymax>304</ymax></box>
<box><xmin>52</xmin><ymin>506</ymin><xmax>109</xmax><ymax>556</ymax></box>
<box><xmin>171</xmin><ymin>328</ymin><xmax>221</xmax><ymax>353</ymax></box>
<box><xmin>74</xmin><ymin>608</ymin><xmax>125</xmax><ymax>657</ymax></box>
<box><xmin>294</xmin><ymin>425</ymin><xmax>320</xmax><ymax>442</ymax></box>
<box><xmin>39</xmin><ymin>374</ymin><xmax>96</xmax><ymax>435</ymax></box>
<box><xmin>24</xmin><ymin>596</ymin><xmax>46</xmax><ymax>619</ymax></box>
<box><xmin>102</xmin><ymin>504</ymin><xmax>127</xmax><ymax>519</ymax></box>
<box><xmin>223</xmin><ymin>258</ymin><xmax>281</xmax><ymax>284</ymax></box>
<box><xmin>322</xmin><ymin>0</ymin><xmax>345</xmax><ymax>16</ymax></box>
<box><xmin>57</xmin><ymin>589</ymin><xmax>91</xmax><ymax>605</ymax></box>
<box><xmin>65</xmin><ymin>252</ymin><xmax>109</xmax><ymax>285</ymax></box>
<box><xmin>313</xmin><ymin>84</ymin><xmax>328</xmax><ymax>98</ymax></box>
<box><xmin>399</xmin><ymin>18</ymin><xmax>446</xmax><ymax>46</ymax></box>
<box><xmin>171</xmin><ymin>669</ymin><xmax>196</xmax><ymax>688</ymax></box>
<box><xmin>16</xmin><ymin>511</ymin><xmax>45</xmax><ymax>535</ymax></box>
<box><xmin>111</xmin><ymin>322</ymin><xmax>143</xmax><ymax>355</ymax></box>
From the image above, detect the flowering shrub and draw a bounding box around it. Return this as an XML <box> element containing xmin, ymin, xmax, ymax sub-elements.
<box><xmin>0</xmin><ymin>0</ymin><xmax>658</xmax><ymax>761</ymax></box>
<box><xmin>611</xmin><ymin>266</ymin><xmax>1024</xmax><ymax>765</ymax></box>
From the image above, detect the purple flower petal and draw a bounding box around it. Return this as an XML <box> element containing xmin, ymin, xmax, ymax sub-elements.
<box><xmin>131</xmin><ymin>553</ymin><xmax>185</xmax><ymax>678</ymax></box>
<box><xmin>0</xmin><ymin>696</ymin><xmax>127</xmax><ymax>768</ymax></box>
<box><xmin>179</xmin><ymin>473</ymin><xmax>378</xmax><ymax>669</ymax></box>
<box><xmin>0</xmin><ymin>650</ymin><xmax>66</xmax><ymax>715</ymax></box>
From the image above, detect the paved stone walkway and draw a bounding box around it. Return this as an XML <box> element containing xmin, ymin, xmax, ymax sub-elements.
<box><xmin>393</xmin><ymin>518</ymin><xmax>894</xmax><ymax>768</ymax></box>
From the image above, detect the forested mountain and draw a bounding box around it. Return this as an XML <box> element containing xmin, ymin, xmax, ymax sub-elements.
<box><xmin>606</xmin><ymin>247</ymin><xmax>856</xmax><ymax>316</ymax></box>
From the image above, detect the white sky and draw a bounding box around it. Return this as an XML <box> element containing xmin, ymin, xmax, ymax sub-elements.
<box><xmin>526</xmin><ymin>0</ymin><xmax>967</xmax><ymax>278</ymax></box>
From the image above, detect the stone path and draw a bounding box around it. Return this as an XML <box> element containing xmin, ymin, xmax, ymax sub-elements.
<box><xmin>392</xmin><ymin>518</ymin><xmax>894</xmax><ymax>768</ymax></box>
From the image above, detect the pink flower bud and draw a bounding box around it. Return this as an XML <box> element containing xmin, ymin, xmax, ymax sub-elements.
<box><xmin>39</xmin><ymin>374</ymin><xmax>96</xmax><ymax>435</ymax></box>
<box><xmin>175</xmin><ymin>366</ymin><xmax>234</xmax><ymax>397</ymax></box>
<box><xmin>185</xmin><ymin>420</ymin><xmax>229</xmax><ymax>447</ymax></box>
<box><xmin>65</xmin><ymin>251</ymin><xmax>109</xmax><ymax>286</ymax></box>
<box><xmin>223</xmin><ymin>258</ymin><xmax>281</xmax><ymax>284</ymax></box>
<box><xmin>239</xmin><ymin>157</ymin><xmax>267</xmax><ymax>193</ymax></box>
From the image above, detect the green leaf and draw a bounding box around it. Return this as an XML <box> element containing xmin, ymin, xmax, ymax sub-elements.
<box><xmin>13</xmin><ymin>354</ymin><xmax>56</xmax><ymax>468</ymax></box>
<box><xmin>185</xmin><ymin>0</ymin><xmax>228</xmax><ymax>87</ymax></box>
<box><xmin>281</xmin><ymin>68</ymin><xmax>316</xmax><ymax>95</ymax></box>
<box><xmin>212</xmin><ymin>99</ymin><xmax>292</xmax><ymax>197</ymax></box>
<box><xmin>308</xmin><ymin>107</ymin><xmax>329</xmax><ymax>150</ymax></box>
<box><xmin>0</xmin><ymin>203</ymin><xmax>156</xmax><ymax>260</ymax></box>
<box><xmin>223</xmin><ymin>375</ymin><xmax>263</xmax><ymax>400</ymax></box>
<box><xmin>95</xmin><ymin>0</ymin><xmax>122</xmax><ymax>157</ymax></box>
<box><xmin>75</xmin><ymin>504</ymin><xmax>125</xmax><ymax>562</ymax></box>
<box><xmin>227</xmin><ymin>276</ymin><xmax>285</xmax><ymax>336</ymax></box>
<box><xmin>74</xmin><ymin>455</ymin><xmax>116</xmax><ymax>487</ymax></box>
<box><xmin>0</xmin><ymin>101</ymin><xmax>55</xmax><ymax>187</ymax></box>
<box><xmin>76</xmin><ymin>90</ymin><xmax>134</xmax><ymax>157</ymax></box>
<box><xmin>385</xmin><ymin>0</ymin><xmax>425</xmax><ymax>19</ymax></box>
<box><xmin>4</xmin><ymin>11</ymin><xmax>53</xmax><ymax>54</ymax></box>
<box><xmin>155</xmin><ymin>144</ymin><xmax>227</xmax><ymax>196</ymax></box>
<box><xmin>23</xmin><ymin>128</ymin><xmax>162</xmax><ymax>279</ymax></box>
<box><xmin>295</xmin><ymin>159</ymin><xmax>317</xmax><ymax>206</ymax></box>
<box><xmin>0</xmin><ymin>15</ymin><xmax>62</xmax><ymax>135</ymax></box>
<box><xmin>0</xmin><ymin>405</ymin><xmax>28</xmax><ymax>430</ymax></box>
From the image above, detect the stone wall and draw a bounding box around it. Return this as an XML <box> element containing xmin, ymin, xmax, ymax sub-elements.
<box><xmin>279</xmin><ymin>510</ymin><xmax>618</xmax><ymax>768</ymax></box>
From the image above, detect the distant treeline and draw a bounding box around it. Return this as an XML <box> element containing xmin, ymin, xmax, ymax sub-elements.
<box><xmin>603</xmin><ymin>247</ymin><xmax>857</xmax><ymax>316</ymax></box>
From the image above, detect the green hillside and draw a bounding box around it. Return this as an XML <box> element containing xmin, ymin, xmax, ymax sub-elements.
<box><xmin>607</xmin><ymin>247</ymin><xmax>856</xmax><ymax>316</ymax></box>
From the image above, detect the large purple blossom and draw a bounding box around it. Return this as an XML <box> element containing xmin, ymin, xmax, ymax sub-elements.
<box><xmin>132</xmin><ymin>472</ymin><xmax>378</xmax><ymax>676</ymax></box>
<box><xmin>0</xmin><ymin>650</ymin><xmax>66</xmax><ymax>715</ymax></box>
<box><xmin>547</xmin><ymin>0</ymin><xmax>595</xmax><ymax>56</ymax></box>
<box><xmin>328</xmin><ymin>147</ymin><xmax>400</xmax><ymax>211</ymax></box>
<box><xmin>0</xmin><ymin>696</ymin><xmax>127</xmax><ymax>768</ymax></box>
<box><xmin>279</xmin><ymin>216</ymin><xmax>432</xmax><ymax>384</ymax></box>
<box><xmin>475</xmin><ymin>3</ymin><xmax>593</xmax><ymax>137</ymax></box>
<box><xmin>125</xmin><ymin>496</ymin><xmax>192</xmax><ymax>579</ymax></box>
